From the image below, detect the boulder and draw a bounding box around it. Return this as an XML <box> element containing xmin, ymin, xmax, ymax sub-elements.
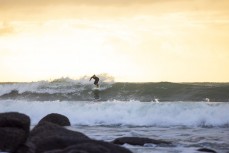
<box><xmin>197</xmin><ymin>148</ymin><xmax>217</xmax><ymax>153</ymax></box>
<box><xmin>57</xmin><ymin>143</ymin><xmax>110</xmax><ymax>153</ymax></box>
<box><xmin>38</xmin><ymin>113</ymin><xmax>71</xmax><ymax>126</ymax></box>
<box><xmin>112</xmin><ymin>137</ymin><xmax>171</xmax><ymax>146</ymax></box>
<box><xmin>29</xmin><ymin>122</ymin><xmax>89</xmax><ymax>143</ymax></box>
<box><xmin>17</xmin><ymin>122</ymin><xmax>89</xmax><ymax>153</ymax></box>
<box><xmin>0</xmin><ymin>127</ymin><xmax>26</xmax><ymax>152</ymax></box>
<box><xmin>20</xmin><ymin>122</ymin><xmax>132</xmax><ymax>153</ymax></box>
<box><xmin>0</xmin><ymin>112</ymin><xmax>30</xmax><ymax>152</ymax></box>
<box><xmin>33</xmin><ymin>137</ymin><xmax>132</xmax><ymax>153</ymax></box>
<box><xmin>0</xmin><ymin>112</ymin><xmax>30</xmax><ymax>134</ymax></box>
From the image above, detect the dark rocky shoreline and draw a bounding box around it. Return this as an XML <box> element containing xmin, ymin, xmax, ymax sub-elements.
<box><xmin>0</xmin><ymin>112</ymin><xmax>217</xmax><ymax>153</ymax></box>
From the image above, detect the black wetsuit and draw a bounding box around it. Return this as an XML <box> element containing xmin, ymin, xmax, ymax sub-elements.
<box><xmin>91</xmin><ymin>76</ymin><xmax>99</xmax><ymax>85</ymax></box>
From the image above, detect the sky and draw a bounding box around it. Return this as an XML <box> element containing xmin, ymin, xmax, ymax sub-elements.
<box><xmin>0</xmin><ymin>0</ymin><xmax>229</xmax><ymax>82</ymax></box>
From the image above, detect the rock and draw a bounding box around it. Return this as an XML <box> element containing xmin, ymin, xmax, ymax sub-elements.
<box><xmin>17</xmin><ymin>122</ymin><xmax>89</xmax><ymax>153</ymax></box>
<box><xmin>29</xmin><ymin>122</ymin><xmax>89</xmax><ymax>143</ymax></box>
<box><xmin>21</xmin><ymin>122</ymin><xmax>132</xmax><ymax>153</ymax></box>
<box><xmin>0</xmin><ymin>112</ymin><xmax>30</xmax><ymax>152</ymax></box>
<box><xmin>0</xmin><ymin>127</ymin><xmax>26</xmax><ymax>152</ymax></box>
<box><xmin>44</xmin><ymin>149</ymin><xmax>87</xmax><ymax>153</ymax></box>
<box><xmin>34</xmin><ymin>137</ymin><xmax>132</xmax><ymax>153</ymax></box>
<box><xmin>112</xmin><ymin>137</ymin><xmax>171</xmax><ymax>146</ymax></box>
<box><xmin>40</xmin><ymin>142</ymin><xmax>110</xmax><ymax>153</ymax></box>
<box><xmin>0</xmin><ymin>112</ymin><xmax>30</xmax><ymax>134</ymax></box>
<box><xmin>38</xmin><ymin>113</ymin><xmax>71</xmax><ymax>126</ymax></box>
<box><xmin>13</xmin><ymin>113</ymin><xmax>132</xmax><ymax>153</ymax></box>
<box><xmin>197</xmin><ymin>148</ymin><xmax>217</xmax><ymax>153</ymax></box>
<box><xmin>62</xmin><ymin>143</ymin><xmax>110</xmax><ymax>153</ymax></box>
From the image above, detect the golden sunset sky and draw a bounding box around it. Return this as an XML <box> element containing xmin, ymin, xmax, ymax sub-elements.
<box><xmin>0</xmin><ymin>0</ymin><xmax>229</xmax><ymax>82</ymax></box>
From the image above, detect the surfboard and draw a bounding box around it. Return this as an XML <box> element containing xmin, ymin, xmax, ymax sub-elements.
<box><xmin>92</xmin><ymin>86</ymin><xmax>100</xmax><ymax>90</ymax></box>
<box><xmin>93</xmin><ymin>87</ymin><xmax>99</xmax><ymax>91</ymax></box>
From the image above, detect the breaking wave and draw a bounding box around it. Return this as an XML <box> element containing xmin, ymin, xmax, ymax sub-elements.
<box><xmin>0</xmin><ymin>100</ymin><xmax>228</xmax><ymax>127</ymax></box>
<box><xmin>0</xmin><ymin>77</ymin><xmax>229</xmax><ymax>102</ymax></box>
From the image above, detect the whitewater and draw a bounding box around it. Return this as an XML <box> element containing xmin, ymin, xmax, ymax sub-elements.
<box><xmin>0</xmin><ymin>78</ymin><xmax>229</xmax><ymax>153</ymax></box>
<box><xmin>0</xmin><ymin>100</ymin><xmax>229</xmax><ymax>127</ymax></box>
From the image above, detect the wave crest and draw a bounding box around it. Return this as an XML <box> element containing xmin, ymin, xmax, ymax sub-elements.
<box><xmin>0</xmin><ymin>81</ymin><xmax>229</xmax><ymax>102</ymax></box>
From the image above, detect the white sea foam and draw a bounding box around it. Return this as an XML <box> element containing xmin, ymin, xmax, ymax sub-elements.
<box><xmin>0</xmin><ymin>100</ymin><xmax>228</xmax><ymax>127</ymax></box>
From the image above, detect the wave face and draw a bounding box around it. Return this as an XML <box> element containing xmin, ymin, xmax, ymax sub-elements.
<box><xmin>0</xmin><ymin>100</ymin><xmax>228</xmax><ymax>127</ymax></box>
<box><xmin>0</xmin><ymin>78</ymin><xmax>229</xmax><ymax>102</ymax></box>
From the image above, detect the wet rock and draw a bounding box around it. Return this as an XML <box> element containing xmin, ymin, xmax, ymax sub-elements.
<box><xmin>0</xmin><ymin>112</ymin><xmax>30</xmax><ymax>134</ymax></box>
<box><xmin>0</xmin><ymin>112</ymin><xmax>30</xmax><ymax>152</ymax></box>
<box><xmin>45</xmin><ymin>149</ymin><xmax>87</xmax><ymax>153</ymax></box>
<box><xmin>48</xmin><ymin>143</ymin><xmax>110</xmax><ymax>153</ymax></box>
<box><xmin>34</xmin><ymin>137</ymin><xmax>132</xmax><ymax>153</ymax></box>
<box><xmin>197</xmin><ymin>148</ymin><xmax>217</xmax><ymax>153</ymax></box>
<box><xmin>17</xmin><ymin>122</ymin><xmax>89</xmax><ymax>153</ymax></box>
<box><xmin>112</xmin><ymin>137</ymin><xmax>171</xmax><ymax>146</ymax></box>
<box><xmin>38</xmin><ymin>113</ymin><xmax>71</xmax><ymax>126</ymax></box>
<box><xmin>11</xmin><ymin>113</ymin><xmax>132</xmax><ymax>153</ymax></box>
<box><xmin>29</xmin><ymin>122</ymin><xmax>89</xmax><ymax>143</ymax></box>
<box><xmin>0</xmin><ymin>127</ymin><xmax>26</xmax><ymax>152</ymax></box>
<box><xmin>20</xmin><ymin>122</ymin><xmax>132</xmax><ymax>153</ymax></box>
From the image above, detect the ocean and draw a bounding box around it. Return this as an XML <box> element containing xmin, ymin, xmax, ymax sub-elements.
<box><xmin>0</xmin><ymin>78</ymin><xmax>229</xmax><ymax>153</ymax></box>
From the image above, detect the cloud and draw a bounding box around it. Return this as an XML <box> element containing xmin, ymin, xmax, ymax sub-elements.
<box><xmin>1</xmin><ymin>0</ymin><xmax>229</xmax><ymax>22</ymax></box>
<box><xmin>0</xmin><ymin>0</ymin><xmax>157</xmax><ymax>7</ymax></box>
<box><xmin>0</xmin><ymin>22</ymin><xmax>14</xmax><ymax>35</ymax></box>
<box><xmin>0</xmin><ymin>0</ymin><xmax>228</xmax><ymax>11</ymax></box>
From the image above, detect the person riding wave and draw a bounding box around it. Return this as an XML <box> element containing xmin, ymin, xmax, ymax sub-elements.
<box><xmin>90</xmin><ymin>74</ymin><xmax>99</xmax><ymax>88</ymax></box>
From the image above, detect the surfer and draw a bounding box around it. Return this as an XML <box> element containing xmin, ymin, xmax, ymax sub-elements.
<box><xmin>90</xmin><ymin>74</ymin><xmax>99</xmax><ymax>88</ymax></box>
